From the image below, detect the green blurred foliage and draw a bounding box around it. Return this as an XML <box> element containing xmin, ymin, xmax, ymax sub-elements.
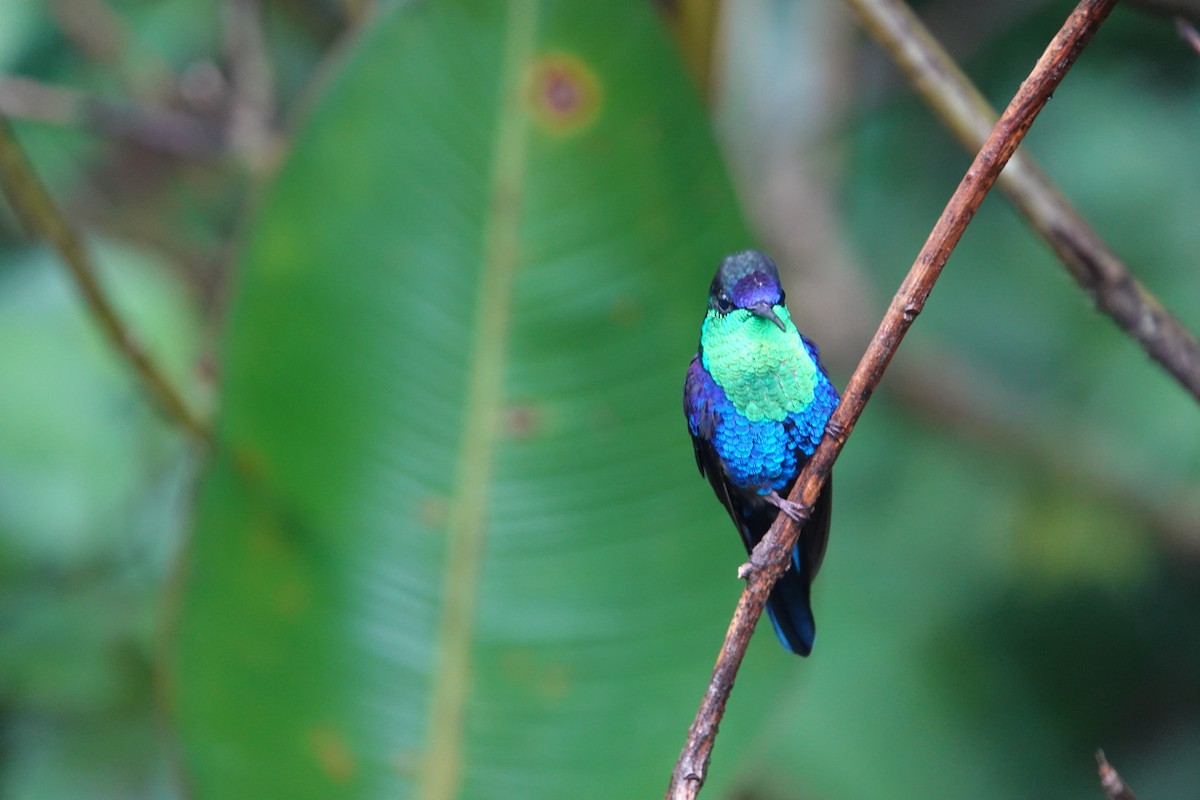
<box><xmin>0</xmin><ymin>1</ymin><xmax>1197</xmax><ymax>799</ymax></box>
<box><xmin>0</xmin><ymin>242</ymin><xmax>199</xmax><ymax>798</ymax></box>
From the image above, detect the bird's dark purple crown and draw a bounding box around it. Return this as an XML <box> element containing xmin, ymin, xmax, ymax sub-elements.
<box><xmin>709</xmin><ymin>250</ymin><xmax>784</xmax><ymax>311</ymax></box>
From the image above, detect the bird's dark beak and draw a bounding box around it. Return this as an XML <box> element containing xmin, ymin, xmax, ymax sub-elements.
<box><xmin>748</xmin><ymin>301</ymin><xmax>787</xmax><ymax>332</ymax></box>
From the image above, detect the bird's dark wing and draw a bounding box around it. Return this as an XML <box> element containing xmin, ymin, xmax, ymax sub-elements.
<box><xmin>799</xmin><ymin>474</ymin><xmax>832</xmax><ymax>583</ymax></box>
<box><xmin>684</xmin><ymin>355</ymin><xmax>747</xmax><ymax>527</ymax></box>
<box><xmin>683</xmin><ymin>355</ymin><xmax>716</xmax><ymax>478</ymax></box>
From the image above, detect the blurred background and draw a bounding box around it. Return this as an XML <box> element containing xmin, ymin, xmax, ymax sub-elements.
<box><xmin>0</xmin><ymin>1</ymin><xmax>1198</xmax><ymax>798</ymax></box>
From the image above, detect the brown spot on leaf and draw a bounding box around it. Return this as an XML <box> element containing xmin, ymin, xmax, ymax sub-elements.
<box><xmin>501</xmin><ymin>647</ymin><xmax>572</xmax><ymax>701</ymax></box>
<box><xmin>505</xmin><ymin>404</ymin><xmax>540</xmax><ymax>439</ymax></box>
<box><xmin>525</xmin><ymin>53</ymin><xmax>601</xmax><ymax>134</ymax></box>
<box><xmin>609</xmin><ymin>295</ymin><xmax>643</xmax><ymax>327</ymax></box>
<box><xmin>232</xmin><ymin>443</ymin><xmax>268</xmax><ymax>483</ymax></box>
<box><xmin>309</xmin><ymin>725</ymin><xmax>356</xmax><ymax>783</ymax></box>
<box><xmin>420</xmin><ymin>495</ymin><xmax>449</xmax><ymax>530</ymax></box>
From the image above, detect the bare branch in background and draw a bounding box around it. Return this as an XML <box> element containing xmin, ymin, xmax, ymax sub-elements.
<box><xmin>665</xmin><ymin>2</ymin><xmax>1118</xmax><ymax>796</ymax></box>
<box><xmin>49</xmin><ymin>0</ymin><xmax>178</xmax><ymax>100</ymax></box>
<box><xmin>844</xmin><ymin>0</ymin><xmax>1200</xmax><ymax>405</ymax></box>
<box><xmin>46</xmin><ymin>0</ymin><xmax>285</xmax><ymax>169</ymax></box>
<box><xmin>655</xmin><ymin>0</ymin><xmax>724</xmax><ymax>96</ymax></box>
<box><xmin>0</xmin><ymin>76</ymin><xmax>225</xmax><ymax>157</ymax></box>
<box><xmin>48</xmin><ymin>0</ymin><xmax>126</xmax><ymax>63</ymax></box>
<box><xmin>223</xmin><ymin>0</ymin><xmax>281</xmax><ymax>172</ymax></box>
<box><xmin>0</xmin><ymin>117</ymin><xmax>211</xmax><ymax>442</ymax></box>
<box><xmin>336</xmin><ymin>0</ymin><xmax>376</xmax><ymax>26</ymax></box>
<box><xmin>1178</xmin><ymin>16</ymin><xmax>1200</xmax><ymax>53</ymax></box>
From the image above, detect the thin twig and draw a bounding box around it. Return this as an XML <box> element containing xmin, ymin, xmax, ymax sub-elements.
<box><xmin>336</xmin><ymin>0</ymin><xmax>376</xmax><ymax>25</ymax></box>
<box><xmin>1097</xmin><ymin>750</ymin><xmax>1140</xmax><ymax>800</ymax></box>
<box><xmin>1178</xmin><ymin>16</ymin><xmax>1200</xmax><ymax>53</ymax></box>
<box><xmin>223</xmin><ymin>0</ymin><xmax>280</xmax><ymax>171</ymax></box>
<box><xmin>49</xmin><ymin>0</ymin><xmax>126</xmax><ymax>64</ymax></box>
<box><xmin>49</xmin><ymin>0</ymin><xmax>177</xmax><ymax>101</ymax></box>
<box><xmin>657</xmin><ymin>0</ymin><xmax>724</xmax><ymax>97</ymax></box>
<box><xmin>0</xmin><ymin>76</ymin><xmax>225</xmax><ymax>157</ymax></box>
<box><xmin>664</xmin><ymin>1</ymin><xmax>1118</xmax><ymax>796</ymax></box>
<box><xmin>845</xmin><ymin>0</ymin><xmax>1200</xmax><ymax>405</ymax></box>
<box><xmin>0</xmin><ymin>116</ymin><xmax>211</xmax><ymax>442</ymax></box>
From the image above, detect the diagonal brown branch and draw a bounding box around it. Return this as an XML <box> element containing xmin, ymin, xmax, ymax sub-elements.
<box><xmin>664</xmin><ymin>1</ymin><xmax>1119</xmax><ymax>796</ymax></box>
<box><xmin>0</xmin><ymin>116</ymin><xmax>211</xmax><ymax>442</ymax></box>
<box><xmin>845</xmin><ymin>0</ymin><xmax>1200</xmax><ymax>404</ymax></box>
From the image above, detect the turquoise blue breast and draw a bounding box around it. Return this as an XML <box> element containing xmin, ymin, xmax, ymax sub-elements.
<box><xmin>686</xmin><ymin>338</ymin><xmax>838</xmax><ymax>493</ymax></box>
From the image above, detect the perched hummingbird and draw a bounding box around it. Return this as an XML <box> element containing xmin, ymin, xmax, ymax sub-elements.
<box><xmin>683</xmin><ymin>250</ymin><xmax>839</xmax><ymax>656</ymax></box>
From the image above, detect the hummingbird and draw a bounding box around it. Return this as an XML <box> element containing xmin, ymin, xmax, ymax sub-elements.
<box><xmin>683</xmin><ymin>250</ymin><xmax>839</xmax><ymax>656</ymax></box>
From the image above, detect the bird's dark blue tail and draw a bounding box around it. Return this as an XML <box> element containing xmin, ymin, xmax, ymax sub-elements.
<box><xmin>765</xmin><ymin>552</ymin><xmax>817</xmax><ymax>656</ymax></box>
<box><xmin>730</xmin><ymin>478</ymin><xmax>832</xmax><ymax>657</ymax></box>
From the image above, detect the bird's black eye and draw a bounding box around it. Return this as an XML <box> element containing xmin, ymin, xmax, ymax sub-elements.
<box><xmin>715</xmin><ymin>292</ymin><xmax>734</xmax><ymax>313</ymax></box>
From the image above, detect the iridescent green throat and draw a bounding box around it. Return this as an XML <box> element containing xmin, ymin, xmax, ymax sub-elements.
<box><xmin>700</xmin><ymin>305</ymin><xmax>817</xmax><ymax>422</ymax></box>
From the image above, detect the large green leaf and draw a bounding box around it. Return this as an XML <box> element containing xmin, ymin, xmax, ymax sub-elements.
<box><xmin>172</xmin><ymin>2</ymin><xmax>772</xmax><ymax>797</ymax></box>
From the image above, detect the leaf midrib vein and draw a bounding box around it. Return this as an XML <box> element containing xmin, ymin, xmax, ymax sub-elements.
<box><xmin>418</xmin><ymin>3</ymin><xmax>537</xmax><ymax>798</ymax></box>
